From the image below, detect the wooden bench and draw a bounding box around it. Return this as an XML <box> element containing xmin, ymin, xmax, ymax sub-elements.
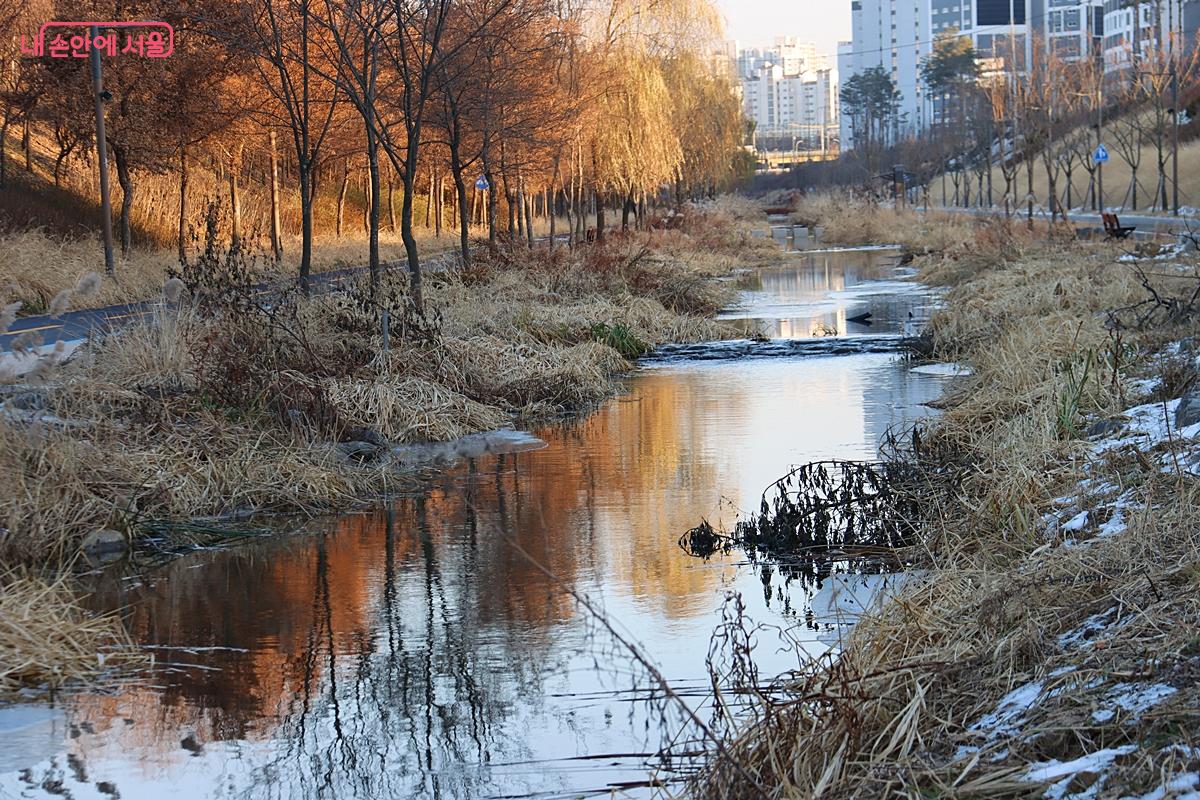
<box><xmin>1102</xmin><ymin>212</ymin><xmax>1136</xmax><ymax>240</ymax></box>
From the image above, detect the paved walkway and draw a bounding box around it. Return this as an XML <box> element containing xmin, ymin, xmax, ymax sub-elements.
<box><xmin>0</xmin><ymin>259</ymin><xmax>411</xmax><ymax>357</ymax></box>
<box><xmin>925</xmin><ymin>205</ymin><xmax>1195</xmax><ymax>238</ymax></box>
<box><xmin>1</xmin><ymin>232</ymin><xmax>579</xmax><ymax>360</ymax></box>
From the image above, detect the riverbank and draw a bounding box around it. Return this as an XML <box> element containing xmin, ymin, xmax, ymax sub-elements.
<box><xmin>693</xmin><ymin>206</ymin><xmax>1200</xmax><ymax>798</ymax></box>
<box><xmin>0</xmin><ymin>197</ymin><xmax>775</xmax><ymax>697</ymax></box>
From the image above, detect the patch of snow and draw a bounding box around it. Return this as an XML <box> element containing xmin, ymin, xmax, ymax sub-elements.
<box><xmin>0</xmin><ymin>338</ymin><xmax>81</xmax><ymax>378</ymax></box>
<box><xmin>1093</xmin><ymin>399</ymin><xmax>1181</xmax><ymax>454</ymax></box>
<box><xmin>1098</xmin><ymin>506</ymin><xmax>1127</xmax><ymax>538</ymax></box>
<box><xmin>1063</xmin><ymin>511</ymin><xmax>1090</xmax><ymax>532</ymax></box>
<box><xmin>1057</xmin><ymin>607</ymin><xmax>1122</xmax><ymax>650</ymax></box>
<box><xmin>910</xmin><ymin>362</ymin><xmax>974</xmax><ymax>377</ymax></box>
<box><xmin>965</xmin><ymin>674</ymin><xmax>1089</xmax><ymax>741</ymax></box>
<box><xmin>1129</xmin><ymin>377</ymin><xmax>1160</xmax><ymax>397</ymax></box>
<box><xmin>1131</xmin><ymin>772</ymin><xmax>1200</xmax><ymax>800</ymax></box>
<box><xmin>1155</xmin><ymin>242</ymin><xmax>1187</xmax><ymax>261</ymax></box>
<box><xmin>1025</xmin><ymin>745</ymin><xmax>1137</xmax><ymax>792</ymax></box>
<box><xmin>1090</xmin><ymin>683</ymin><xmax>1178</xmax><ymax>724</ymax></box>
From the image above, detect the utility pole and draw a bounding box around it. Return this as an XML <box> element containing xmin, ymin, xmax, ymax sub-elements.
<box><xmin>89</xmin><ymin>25</ymin><xmax>115</xmax><ymax>276</ymax></box>
<box><xmin>1171</xmin><ymin>43</ymin><xmax>1180</xmax><ymax>215</ymax></box>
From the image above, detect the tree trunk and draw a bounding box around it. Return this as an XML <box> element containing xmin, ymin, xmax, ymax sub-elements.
<box><xmin>177</xmin><ymin>148</ymin><xmax>189</xmax><ymax>262</ymax></box>
<box><xmin>558</xmin><ymin>165</ymin><xmax>571</xmax><ymax>250</ymax></box>
<box><xmin>229</xmin><ymin>143</ymin><xmax>243</xmax><ymax>252</ymax></box>
<box><xmin>387</xmin><ymin>168</ymin><xmax>397</xmax><ymax>232</ymax></box>
<box><xmin>1026</xmin><ymin>160</ymin><xmax>1034</xmax><ymax>226</ymax></box>
<box><xmin>269</xmin><ymin>131</ymin><xmax>282</xmax><ymax>262</ymax></box>
<box><xmin>22</xmin><ymin>119</ymin><xmax>31</xmax><ymax>172</ymax></box>
<box><xmin>361</xmin><ymin>168</ymin><xmax>369</xmax><ymax>234</ymax></box>
<box><xmin>435</xmin><ymin>174</ymin><xmax>442</xmax><ymax>238</ymax></box>
<box><xmin>112</xmin><ymin>144</ymin><xmax>134</xmax><ymax>256</ymax></box>
<box><xmin>424</xmin><ymin>169</ymin><xmax>433</xmax><ymax>228</ymax></box>
<box><xmin>299</xmin><ymin>164</ymin><xmax>314</xmax><ymax>294</ymax></box>
<box><xmin>523</xmin><ymin>179</ymin><xmax>533</xmax><ymax>248</ymax></box>
<box><xmin>336</xmin><ymin>158</ymin><xmax>350</xmax><ymax>237</ymax></box>
<box><xmin>517</xmin><ymin>173</ymin><xmax>527</xmax><ymax>243</ymax></box>
<box><xmin>449</xmin><ymin>151</ymin><xmax>471</xmax><ymax>265</ymax></box>
<box><xmin>400</xmin><ymin>165</ymin><xmax>422</xmax><ymax>307</ymax></box>
<box><xmin>366</xmin><ymin>129</ymin><xmax>381</xmax><ymax>292</ymax></box>
<box><xmin>482</xmin><ymin>141</ymin><xmax>497</xmax><ymax>247</ymax></box>
<box><xmin>595</xmin><ymin>192</ymin><xmax>605</xmax><ymax>242</ymax></box>
<box><xmin>0</xmin><ymin>115</ymin><xmax>9</xmax><ymax>189</ymax></box>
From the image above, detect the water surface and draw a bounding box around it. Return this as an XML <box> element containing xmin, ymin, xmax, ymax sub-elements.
<box><xmin>719</xmin><ymin>248</ymin><xmax>933</xmax><ymax>339</ymax></box>
<box><xmin>0</xmin><ymin>250</ymin><xmax>951</xmax><ymax>800</ymax></box>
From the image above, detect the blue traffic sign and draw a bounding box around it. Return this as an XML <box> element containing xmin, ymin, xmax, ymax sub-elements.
<box><xmin>475</xmin><ymin>175</ymin><xmax>490</xmax><ymax>190</ymax></box>
<box><xmin>1094</xmin><ymin>144</ymin><xmax>1110</xmax><ymax>164</ymax></box>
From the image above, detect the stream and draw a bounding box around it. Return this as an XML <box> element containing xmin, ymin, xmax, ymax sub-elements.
<box><xmin>0</xmin><ymin>247</ymin><xmax>953</xmax><ymax>800</ymax></box>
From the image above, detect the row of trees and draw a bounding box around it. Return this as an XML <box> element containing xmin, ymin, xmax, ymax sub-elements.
<box><xmin>836</xmin><ymin>26</ymin><xmax>1199</xmax><ymax>218</ymax></box>
<box><xmin>0</xmin><ymin>0</ymin><xmax>748</xmax><ymax>299</ymax></box>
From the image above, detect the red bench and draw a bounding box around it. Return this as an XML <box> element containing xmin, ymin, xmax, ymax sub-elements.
<box><xmin>1102</xmin><ymin>212</ymin><xmax>1136</xmax><ymax>240</ymax></box>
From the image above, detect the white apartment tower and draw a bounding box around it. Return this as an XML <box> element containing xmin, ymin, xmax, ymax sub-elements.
<box><xmin>739</xmin><ymin>38</ymin><xmax>839</xmax><ymax>154</ymax></box>
<box><xmin>838</xmin><ymin>0</ymin><xmax>933</xmax><ymax>150</ymax></box>
<box><xmin>1102</xmin><ymin>0</ymin><xmax>1200</xmax><ymax>73</ymax></box>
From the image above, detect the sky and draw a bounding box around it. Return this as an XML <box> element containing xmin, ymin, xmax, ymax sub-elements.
<box><xmin>715</xmin><ymin>0</ymin><xmax>850</xmax><ymax>58</ymax></box>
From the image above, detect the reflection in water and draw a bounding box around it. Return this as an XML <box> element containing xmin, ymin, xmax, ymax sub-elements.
<box><xmin>1</xmin><ymin>355</ymin><xmax>947</xmax><ymax>800</ymax></box>
<box><xmin>0</xmin><ymin>253</ymin><xmax>956</xmax><ymax>800</ymax></box>
<box><xmin>719</xmin><ymin>249</ymin><xmax>936</xmax><ymax>340</ymax></box>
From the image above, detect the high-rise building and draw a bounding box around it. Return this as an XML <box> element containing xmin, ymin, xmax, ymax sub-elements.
<box><xmin>966</xmin><ymin>0</ymin><xmax>1106</xmax><ymax>65</ymax></box>
<box><xmin>933</xmin><ymin>1</ymin><xmax>975</xmax><ymax>33</ymax></box>
<box><xmin>1102</xmin><ymin>0</ymin><xmax>1199</xmax><ymax>73</ymax></box>
<box><xmin>1045</xmin><ymin>0</ymin><xmax>1104</xmax><ymax>61</ymax></box>
<box><xmin>838</xmin><ymin>0</ymin><xmax>933</xmax><ymax>150</ymax></box>
<box><xmin>737</xmin><ymin>39</ymin><xmax>839</xmax><ymax>155</ymax></box>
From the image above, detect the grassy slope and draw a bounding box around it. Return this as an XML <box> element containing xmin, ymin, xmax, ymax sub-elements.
<box><xmin>0</xmin><ymin>125</ymin><xmax>482</xmax><ymax>313</ymax></box>
<box><xmin>968</xmin><ymin>133</ymin><xmax>1200</xmax><ymax>214</ymax></box>
<box><xmin>694</xmin><ymin>205</ymin><xmax>1200</xmax><ymax>798</ymax></box>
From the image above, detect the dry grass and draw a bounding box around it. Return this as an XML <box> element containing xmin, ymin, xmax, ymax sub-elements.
<box><xmin>788</xmin><ymin>193</ymin><xmax>977</xmax><ymax>256</ymax></box>
<box><xmin>0</xmin><ymin>202</ymin><xmax>757</xmax><ymax>564</ymax></box>
<box><xmin>0</xmin><ymin>226</ymin><xmax>464</xmax><ymax>314</ymax></box>
<box><xmin>0</xmin><ymin>571</ymin><xmax>139</xmax><ymax>697</ymax></box>
<box><xmin>691</xmin><ymin>206</ymin><xmax>1200</xmax><ymax>798</ymax></box>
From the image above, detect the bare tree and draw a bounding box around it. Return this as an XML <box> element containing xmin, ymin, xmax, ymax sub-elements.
<box><xmin>243</xmin><ymin>0</ymin><xmax>342</xmax><ymax>292</ymax></box>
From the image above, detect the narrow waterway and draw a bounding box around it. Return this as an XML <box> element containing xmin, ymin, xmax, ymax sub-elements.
<box><xmin>0</xmin><ymin>248</ymin><xmax>951</xmax><ymax>800</ymax></box>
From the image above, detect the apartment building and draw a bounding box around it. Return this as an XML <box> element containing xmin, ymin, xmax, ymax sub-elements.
<box><xmin>1102</xmin><ymin>0</ymin><xmax>1200</xmax><ymax>72</ymax></box>
<box><xmin>837</xmin><ymin>0</ymin><xmax>933</xmax><ymax>149</ymax></box>
<box><xmin>738</xmin><ymin>38</ymin><xmax>839</xmax><ymax>153</ymax></box>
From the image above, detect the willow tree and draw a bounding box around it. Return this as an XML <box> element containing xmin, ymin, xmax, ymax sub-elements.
<box><xmin>662</xmin><ymin>50</ymin><xmax>744</xmax><ymax>202</ymax></box>
<box><xmin>580</xmin><ymin>0</ymin><xmax>724</xmax><ymax>237</ymax></box>
<box><xmin>591</xmin><ymin>51</ymin><xmax>680</xmax><ymax>231</ymax></box>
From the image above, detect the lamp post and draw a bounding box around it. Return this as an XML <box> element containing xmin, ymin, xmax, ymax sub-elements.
<box><xmin>1171</xmin><ymin>60</ymin><xmax>1179</xmax><ymax>215</ymax></box>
